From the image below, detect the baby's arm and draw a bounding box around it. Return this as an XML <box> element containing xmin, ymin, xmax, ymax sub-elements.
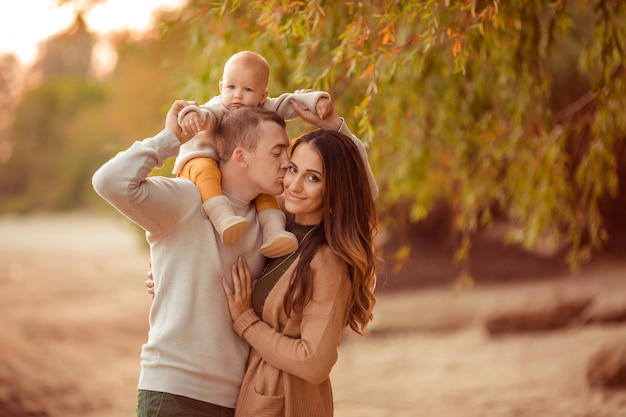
<box><xmin>177</xmin><ymin>105</ymin><xmax>218</xmax><ymax>136</ymax></box>
<box><xmin>266</xmin><ymin>90</ymin><xmax>331</xmax><ymax>121</ymax></box>
<box><xmin>315</xmin><ymin>96</ymin><xmax>334</xmax><ymax>119</ymax></box>
<box><xmin>180</xmin><ymin>111</ymin><xmax>205</xmax><ymax>136</ymax></box>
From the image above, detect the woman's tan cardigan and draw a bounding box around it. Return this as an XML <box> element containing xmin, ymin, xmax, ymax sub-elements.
<box><xmin>232</xmin><ymin>246</ymin><xmax>352</xmax><ymax>417</ymax></box>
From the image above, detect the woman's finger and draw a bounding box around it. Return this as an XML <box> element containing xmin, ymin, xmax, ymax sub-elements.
<box><xmin>240</xmin><ymin>257</ymin><xmax>252</xmax><ymax>294</ymax></box>
<box><xmin>231</xmin><ymin>263</ymin><xmax>242</xmax><ymax>298</ymax></box>
<box><xmin>221</xmin><ymin>277</ymin><xmax>234</xmax><ymax>301</ymax></box>
<box><xmin>235</xmin><ymin>257</ymin><xmax>247</xmax><ymax>298</ymax></box>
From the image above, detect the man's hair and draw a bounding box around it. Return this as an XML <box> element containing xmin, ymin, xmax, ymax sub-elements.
<box><xmin>215</xmin><ymin>107</ymin><xmax>286</xmax><ymax>162</ymax></box>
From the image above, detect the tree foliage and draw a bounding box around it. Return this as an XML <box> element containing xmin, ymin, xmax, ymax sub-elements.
<box><xmin>169</xmin><ymin>0</ymin><xmax>626</xmax><ymax>272</ymax></box>
<box><xmin>0</xmin><ymin>10</ymin><xmax>194</xmax><ymax>212</ymax></box>
<box><xmin>2</xmin><ymin>0</ymin><xmax>624</xmax><ymax>275</ymax></box>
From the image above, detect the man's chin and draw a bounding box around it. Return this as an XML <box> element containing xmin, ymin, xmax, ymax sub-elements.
<box><xmin>266</xmin><ymin>186</ymin><xmax>284</xmax><ymax>196</ymax></box>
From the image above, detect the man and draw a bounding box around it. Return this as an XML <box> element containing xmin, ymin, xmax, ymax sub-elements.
<box><xmin>92</xmin><ymin>100</ymin><xmax>291</xmax><ymax>417</ymax></box>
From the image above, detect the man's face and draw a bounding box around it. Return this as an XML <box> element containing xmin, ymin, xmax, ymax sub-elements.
<box><xmin>243</xmin><ymin>121</ymin><xmax>290</xmax><ymax>196</ymax></box>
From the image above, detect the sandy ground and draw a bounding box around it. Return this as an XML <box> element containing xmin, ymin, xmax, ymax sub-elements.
<box><xmin>1</xmin><ymin>213</ymin><xmax>625</xmax><ymax>417</ymax></box>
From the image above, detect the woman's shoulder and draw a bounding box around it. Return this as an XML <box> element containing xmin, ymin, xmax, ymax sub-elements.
<box><xmin>308</xmin><ymin>246</ymin><xmax>351</xmax><ymax>301</ymax></box>
<box><xmin>310</xmin><ymin>246</ymin><xmax>349</xmax><ymax>277</ymax></box>
<box><xmin>311</xmin><ymin>244</ymin><xmax>341</xmax><ymax>263</ymax></box>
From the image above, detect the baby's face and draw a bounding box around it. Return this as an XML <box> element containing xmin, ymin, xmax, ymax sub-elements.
<box><xmin>219</xmin><ymin>61</ymin><xmax>269</xmax><ymax>109</ymax></box>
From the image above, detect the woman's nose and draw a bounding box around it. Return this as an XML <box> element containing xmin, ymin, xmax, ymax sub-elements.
<box><xmin>288</xmin><ymin>175</ymin><xmax>303</xmax><ymax>191</ymax></box>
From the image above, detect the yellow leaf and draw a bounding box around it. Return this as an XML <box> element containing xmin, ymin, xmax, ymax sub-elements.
<box><xmin>359</xmin><ymin>63</ymin><xmax>375</xmax><ymax>80</ymax></box>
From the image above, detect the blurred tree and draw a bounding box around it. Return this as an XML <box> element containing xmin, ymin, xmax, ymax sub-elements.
<box><xmin>0</xmin><ymin>79</ymin><xmax>106</xmax><ymax>211</ymax></box>
<box><xmin>0</xmin><ymin>54</ymin><xmax>22</xmax><ymax>163</ymax></box>
<box><xmin>0</xmin><ymin>7</ymin><xmax>194</xmax><ymax>212</ymax></box>
<box><xmin>0</xmin><ymin>13</ymin><xmax>100</xmax><ymax>211</ymax></box>
<box><xmin>31</xmin><ymin>14</ymin><xmax>95</xmax><ymax>81</ymax></box>
<box><xmin>166</xmin><ymin>0</ymin><xmax>626</xmax><ymax>275</ymax></box>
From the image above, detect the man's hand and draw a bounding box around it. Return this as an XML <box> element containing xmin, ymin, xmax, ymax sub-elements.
<box><xmin>289</xmin><ymin>99</ymin><xmax>342</xmax><ymax>131</ymax></box>
<box><xmin>166</xmin><ymin>100</ymin><xmax>198</xmax><ymax>144</ymax></box>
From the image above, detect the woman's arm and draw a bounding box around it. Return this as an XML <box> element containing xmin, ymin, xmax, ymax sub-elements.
<box><xmin>223</xmin><ymin>251</ymin><xmax>351</xmax><ymax>384</ymax></box>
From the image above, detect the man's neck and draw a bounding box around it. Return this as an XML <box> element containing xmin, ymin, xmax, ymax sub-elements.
<box><xmin>220</xmin><ymin>163</ymin><xmax>256</xmax><ymax>203</ymax></box>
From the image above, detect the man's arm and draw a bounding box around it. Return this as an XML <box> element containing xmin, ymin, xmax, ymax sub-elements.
<box><xmin>92</xmin><ymin>101</ymin><xmax>198</xmax><ymax>233</ymax></box>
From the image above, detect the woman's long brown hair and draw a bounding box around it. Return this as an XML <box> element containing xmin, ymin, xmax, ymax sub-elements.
<box><xmin>284</xmin><ymin>129</ymin><xmax>377</xmax><ymax>335</ymax></box>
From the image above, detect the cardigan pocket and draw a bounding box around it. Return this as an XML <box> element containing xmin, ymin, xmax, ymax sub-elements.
<box><xmin>243</xmin><ymin>388</ymin><xmax>284</xmax><ymax>417</ymax></box>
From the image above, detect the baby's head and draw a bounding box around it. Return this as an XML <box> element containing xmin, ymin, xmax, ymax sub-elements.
<box><xmin>219</xmin><ymin>51</ymin><xmax>270</xmax><ymax>110</ymax></box>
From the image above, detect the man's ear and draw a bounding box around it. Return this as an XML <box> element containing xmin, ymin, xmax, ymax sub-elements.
<box><xmin>232</xmin><ymin>147</ymin><xmax>248</xmax><ymax>167</ymax></box>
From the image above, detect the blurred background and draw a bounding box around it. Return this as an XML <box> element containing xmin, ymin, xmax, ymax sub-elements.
<box><xmin>1</xmin><ymin>1</ymin><xmax>625</xmax><ymax>416</ymax></box>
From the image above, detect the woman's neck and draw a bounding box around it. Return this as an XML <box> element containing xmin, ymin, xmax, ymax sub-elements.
<box><xmin>294</xmin><ymin>217</ymin><xmax>322</xmax><ymax>226</ymax></box>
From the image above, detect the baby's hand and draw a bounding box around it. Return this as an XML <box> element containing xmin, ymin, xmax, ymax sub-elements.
<box><xmin>180</xmin><ymin>112</ymin><xmax>204</xmax><ymax>136</ymax></box>
<box><xmin>316</xmin><ymin>97</ymin><xmax>334</xmax><ymax>120</ymax></box>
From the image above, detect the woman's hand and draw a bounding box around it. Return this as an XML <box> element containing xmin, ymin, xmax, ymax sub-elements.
<box><xmin>222</xmin><ymin>257</ymin><xmax>254</xmax><ymax>322</ymax></box>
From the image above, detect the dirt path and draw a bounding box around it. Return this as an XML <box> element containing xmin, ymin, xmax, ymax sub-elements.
<box><xmin>1</xmin><ymin>213</ymin><xmax>625</xmax><ymax>416</ymax></box>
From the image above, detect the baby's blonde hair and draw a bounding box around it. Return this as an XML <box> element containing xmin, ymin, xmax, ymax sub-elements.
<box><xmin>223</xmin><ymin>51</ymin><xmax>271</xmax><ymax>89</ymax></box>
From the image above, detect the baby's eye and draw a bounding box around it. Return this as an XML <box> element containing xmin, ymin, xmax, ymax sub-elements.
<box><xmin>244</xmin><ymin>87</ymin><xmax>254</xmax><ymax>93</ymax></box>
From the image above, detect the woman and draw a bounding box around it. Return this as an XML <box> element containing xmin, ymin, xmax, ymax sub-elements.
<box><xmin>221</xmin><ymin>126</ymin><xmax>378</xmax><ymax>417</ymax></box>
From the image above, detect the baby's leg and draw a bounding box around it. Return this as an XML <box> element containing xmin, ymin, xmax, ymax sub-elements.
<box><xmin>255</xmin><ymin>195</ymin><xmax>298</xmax><ymax>258</ymax></box>
<box><xmin>180</xmin><ymin>157</ymin><xmax>248</xmax><ymax>244</ymax></box>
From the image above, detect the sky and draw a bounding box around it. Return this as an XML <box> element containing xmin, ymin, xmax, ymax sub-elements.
<box><xmin>0</xmin><ymin>0</ymin><xmax>186</xmax><ymax>67</ymax></box>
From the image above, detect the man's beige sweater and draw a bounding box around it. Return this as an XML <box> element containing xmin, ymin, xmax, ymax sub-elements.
<box><xmin>92</xmin><ymin>128</ymin><xmax>266</xmax><ymax>408</ymax></box>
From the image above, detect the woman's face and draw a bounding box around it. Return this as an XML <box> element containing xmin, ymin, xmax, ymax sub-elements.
<box><xmin>283</xmin><ymin>143</ymin><xmax>324</xmax><ymax>225</ymax></box>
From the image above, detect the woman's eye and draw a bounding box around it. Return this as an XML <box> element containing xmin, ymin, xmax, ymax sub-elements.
<box><xmin>287</xmin><ymin>166</ymin><xmax>297</xmax><ymax>173</ymax></box>
<box><xmin>307</xmin><ymin>174</ymin><xmax>320</xmax><ymax>182</ymax></box>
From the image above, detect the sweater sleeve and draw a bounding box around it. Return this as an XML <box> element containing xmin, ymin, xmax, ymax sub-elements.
<box><xmin>92</xmin><ymin>129</ymin><xmax>191</xmax><ymax>234</ymax></box>
<box><xmin>232</xmin><ymin>250</ymin><xmax>350</xmax><ymax>385</ymax></box>
<box><xmin>264</xmin><ymin>91</ymin><xmax>330</xmax><ymax>121</ymax></box>
<box><xmin>337</xmin><ymin>118</ymin><xmax>379</xmax><ymax>199</ymax></box>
